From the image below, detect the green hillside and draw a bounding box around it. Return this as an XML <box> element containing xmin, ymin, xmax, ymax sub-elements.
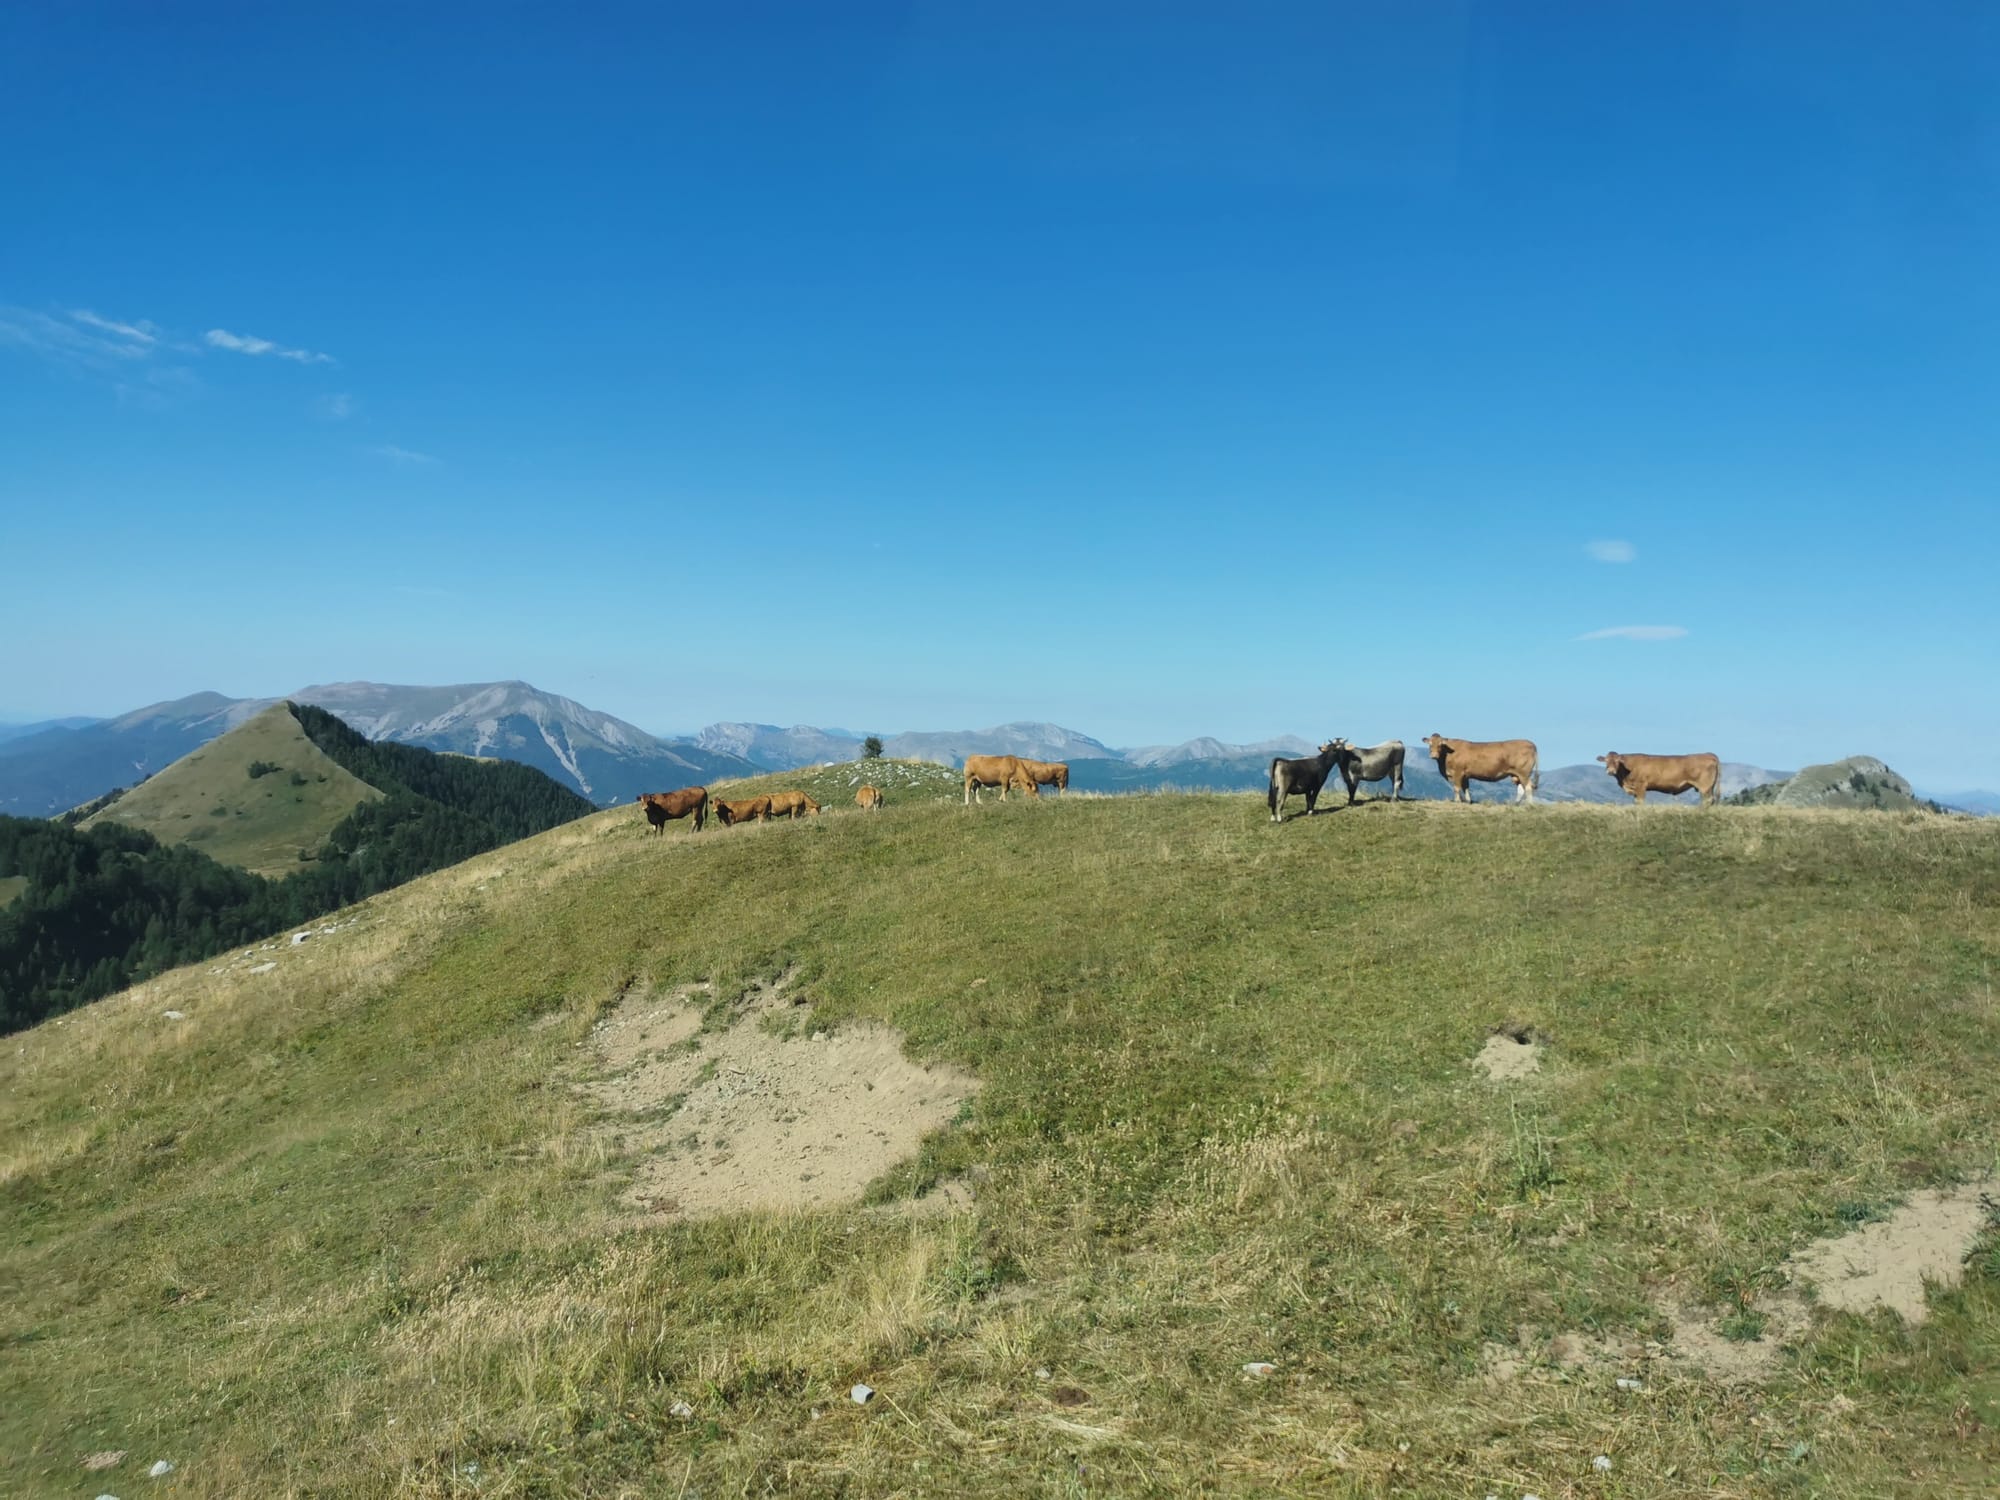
<box><xmin>80</xmin><ymin>702</ymin><xmax>382</xmax><ymax>876</ymax></box>
<box><xmin>4</xmin><ymin>799</ymin><xmax>1999</xmax><ymax>1496</ymax></box>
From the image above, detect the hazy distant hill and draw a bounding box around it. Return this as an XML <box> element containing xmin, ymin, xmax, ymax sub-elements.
<box><xmin>881</xmin><ymin>722</ymin><xmax>1122</xmax><ymax>765</ymax></box>
<box><xmin>291</xmin><ymin>682</ymin><xmax>756</xmax><ymax>804</ymax></box>
<box><xmin>693</xmin><ymin>722</ymin><xmax>866</xmax><ymax>769</ymax></box>
<box><xmin>0</xmin><ymin>716</ymin><xmax>101</xmax><ymax>746</ymax></box>
<box><xmin>79</xmin><ymin>703</ymin><xmax>382</xmax><ymax>877</ymax></box>
<box><xmin>0</xmin><ymin>692</ymin><xmax>273</xmax><ymax>815</ymax></box>
<box><xmin>1727</xmin><ymin>756</ymin><xmax>1943</xmax><ymax>813</ymax></box>
<box><xmin>1120</xmin><ymin>735</ymin><xmax>1313</xmax><ymax>768</ymax></box>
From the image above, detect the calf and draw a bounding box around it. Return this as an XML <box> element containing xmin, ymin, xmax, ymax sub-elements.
<box><xmin>1017</xmin><ymin>758</ymin><xmax>1070</xmax><ymax>794</ymax></box>
<box><xmin>1332</xmin><ymin>739</ymin><xmax>1405</xmax><ymax>804</ymax></box>
<box><xmin>637</xmin><ymin>786</ymin><xmax>707</xmax><ymax>833</ymax></box>
<box><xmin>1422</xmin><ymin>735</ymin><xmax>1538</xmax><ymax>803</ymax></box>
<box><xmin>1268</xmin><ymin>741</ymin><xmax>1342</xmax><ymax>822</ymax></box>
<box><xmin>712</xmin><ymin>794</ymin><xmax>772</xmax><ymax>827</ymax></box>
<box><xmin>1598</xmin><ymin>751</ymin><xmax>1722</xmax><ymax>807</ymax></box>
<box><xmin>856</xmin><ymin>785</ymin><xmax>884</xmax><ymax>811</ymax></box>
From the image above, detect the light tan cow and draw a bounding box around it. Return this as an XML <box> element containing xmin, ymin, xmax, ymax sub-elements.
<box><xmin>1016</xmin><ymin>758</ymin><xmax>1069</xmax><ymax>794</ymax></box>
<box><xmin>766</xmin><ymin>790</ymin><xmax>822</xmax><ymax>820</ymax></box>
<box><xmin>712</xmin><ymin>794</ymin><xmax>772</xmax><ymax>827</ymax></box>
<box><xmin>1598</xmin><ymin>751</ymin><xmax>1722</xmax><ymax>806</ymax></box>
<box><xmin>856</xmin><ymin>785</ymin><xmax>883</xmax><ymax>811</ymax></box>
<box><xmin>1422</xmin><ymin>734</ymin><xmax>1539</xmax><ymax>803</ymax></box>
<box><xmin>963</xmin><ymin>754</ymin><xmax>1037</xmax><ymax>805</ymax></box>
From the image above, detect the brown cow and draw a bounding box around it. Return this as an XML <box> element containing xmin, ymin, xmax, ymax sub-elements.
<box><xmin>767</xmin><ymin>790</ymin><xmax>823</xmax><ymax>820</ymax></box>
<box><xmin>856</xmin><ymin>785</ymin><xmax>884</xmax><ymax>811</ymax></box>
<box><xmin>636</xmin><ymin>786</ymin><xmax>707</xmax><ymax>833</ymax></box>
<box><xmin>712</xmin><ymin>794</ymin><xmax>772</xmax><ymax>827</ymax></box>
<box><xmin>963</xmin><ymin>754</ymin><xmax>1038</xmax><ymax>805</ymax></box>
<box><xmin>1017</xmin><ymin>758</ymin><xmax>1070</xmax><ymax>794</ymax></box>
<box><xmin>1422</xmin><ymin>734</ymin><xmax>1539</xmax><ymax>803</ymax></box>
<box><xmin>1598</xmin><ymin>751</ymin><xmax>1722</xmax><ymax>807</ymax></box>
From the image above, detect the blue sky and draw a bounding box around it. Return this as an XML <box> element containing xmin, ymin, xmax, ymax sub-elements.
<box><xmin>3</xmin><ymin>3</ymin><xmax>1995</xmax><ymax>787</ymax></box>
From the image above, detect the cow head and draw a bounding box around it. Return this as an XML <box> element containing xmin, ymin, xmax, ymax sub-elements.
<box><xmin>1598</xmin><ymin>752</ymin><xmax>1627</xmax><ymax>780</ymax></box>
<box><xmin>1423</xmin><ymin>733</ymin><xmax>1449</xmax><ymax>762</ymax></box>
<box><xmin>1317</xmin><ymin>740</ymin><xmax>1340</xmax><ymax>758</ymax></box>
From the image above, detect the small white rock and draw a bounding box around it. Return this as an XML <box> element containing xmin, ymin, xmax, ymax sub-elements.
<box><xmin>1241</xmin><ymin>1361</ymin><xmax>1277</xmax><ymax>1377</ymax></box>
<box><xmin>162</xmin><ymin>1011</ymin><xmax>185</xmax><ymax>1021</ymax></box>
<box><xmin>1593</xmin><ymin>1455</ymin><xmax>1613</xmax><ymax>1472</ymax></box>
<box><xmin>669</xmin><ymin>1400</ymin><xmax>694</xmax><ymax>1418</ymax></box>
<box><xmin>248</xmin><ymin>962</ymin><xmax>277</xmax><ymax>974</ymax></box>
<box><xmin>812</xmin><ymin>1030</ymin><xmax>828</xmax><ymax>1042</ymax></box>
<box><xmin>291</xmin><ymin>931</ymin><xmax>311</xmax><ymax>945</ymax></box>
<box><xmin>1616</xmin><ymin>1376</ymin><xmax>1643</xmax><ymax>1391</ymax></box>
<box><xmin>1034</xmin><ymin>1367</ymin><xmax>1052</xmax><ymax>1381</ymax></box>
<box><xmin>150</xmin><ymin>1460</ymin><xmax>174</xmax><ymax>1477</ymax></box>
<box><xmin>850</xmin><ymin>1383</ymin><xmax>875</xmax><ymax>1405</ymax></box>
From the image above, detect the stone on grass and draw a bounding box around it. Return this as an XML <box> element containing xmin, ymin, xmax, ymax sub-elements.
<box><xmin>1593</xmin><ymin>1454</ymin><xmax>1613</xmax><ymax>1472</ymax></box>
<box><xmin>850</xmin><ymin>1383</ymin><xmax>875</xmax><ymax>1405</ymax></box>
<box><xmin>669</xmin><ymin>1400</ymin><xmax>694</xmax><ymax>1419</ymax></box>
<box><xmin>1241</xmin><ymin>1361</ymin><xmax>1277</xmax><ymax>1378</ymax></box>
<box><xmin>83</xmin><ymin>1452</ymin><xmax>126</xmax><ymax>1470</ymax></box>
<box><xmin>149</xmin><ymin>1460</ymin><xmax>175</xmax><ymax>1477</ymax></box>
<box><xmin>248</xmin><ymin>962</ymin><xmax>277</xmax><ymax>974</ymax></box>
<box><xmin>1615</xmin><ymin>1376</ymin><xmax>1643</xmax><ymax>1391</ymax></box>
<box><xmin>162</xmin><ymin>1011</ymin><xmax>185</xmax><ymax>1021</ymax></box>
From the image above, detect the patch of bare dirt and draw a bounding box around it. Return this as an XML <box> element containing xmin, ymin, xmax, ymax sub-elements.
<box><xmin>584</xmin><ymin>971</ymin><xmax>978</xmax><ymax>1220</ymax></box>
<box><xmin>1472</xmin><ymin>1025</ymin><xmax>1543</xmax><ymax>1081</ymax></box>
<box><xmin>1789</xmin><ymin>1182</ymin><xmax>1994</xmax><ymax>1324</ymax></box>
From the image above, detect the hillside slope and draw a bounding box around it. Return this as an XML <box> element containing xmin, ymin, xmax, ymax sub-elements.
<box><xmin>79</xmin><ymin>703</ymin><xmax>382</xmax><ymax>876</ymax></box>
<box><xmin>4</xmin><ymin>800</ymin><xmax>1997</xmax><ymax>1495</ymax></box>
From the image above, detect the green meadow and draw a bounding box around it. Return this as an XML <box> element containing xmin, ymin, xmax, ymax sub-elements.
<box><xmin>79</xmin><ymin>702</ymin><xmax>382</xmax><ymax>877</ymax></box>
<box><xmin>3</xmin><ymin>788</ymin><xmax>1997</xmax><ymax>1496</ymax></box>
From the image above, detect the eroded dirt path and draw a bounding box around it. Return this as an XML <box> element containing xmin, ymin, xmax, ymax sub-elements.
<box><xmin>584</xmin><ymin>971</ymin><xmax>978</xmax><ymax>1219</ymax></box>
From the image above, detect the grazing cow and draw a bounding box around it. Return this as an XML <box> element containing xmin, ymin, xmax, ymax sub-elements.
<box><xmin>1017</xmin><ymin>758</ymin><xmax>1070</xmax><ymax>794</ymax></box>
<box><xmin>856</xmin><ymin>785</ymin><xmax>884</xmax><ymax>811</ymax></box>
<box><xmin>1267</xmin><ymin>741</ymin><xmax>1342</xmax><ymax>822</ymax></box>
<box><xmin>1331</xmin><ymin>739</ymin><xmax>1406</xmax><ymax>804</ymax></box>
<box><xmin>712</xmin><ymin>794</ymin><xmax>772</xmax><ymax>827</ymax></box>
<box><xmin>1422</xmin><ymin>734</ymin><xmax>1539</xmax><ymax>803</ymax></box>
<box><xmin>767</xmin><ymin>790</ymin><xmax>823</xmax><ymax>820</ymax></box>
<box><xmin>636</xmin><ymin>786</ymin><xmax>707</xmax><ymax>834</ymax></box>
<box><xmin>1597</xmin><ymin>750</ymin><xmax>1722</xmax><ymax>807</ymax></box>
<box><xmin>963</xmin><ymin>754</ymin><xmax>1038</xmax><ymax>805</ymax></box>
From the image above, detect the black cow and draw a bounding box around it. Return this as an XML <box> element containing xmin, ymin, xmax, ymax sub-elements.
<box><xmin>1268</xmin><ymin>741</ymin><xmax>1342</xmax><ymax>823</ymax></box>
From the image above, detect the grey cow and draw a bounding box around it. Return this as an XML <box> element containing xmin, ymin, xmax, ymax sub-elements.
<box><xmin>1331</xmin><ymin>738</ymin><xmax>1405</xmax><ymax>804</ymax></box>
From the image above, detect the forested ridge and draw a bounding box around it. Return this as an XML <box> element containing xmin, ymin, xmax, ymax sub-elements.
<box><xmin>0</xmin><ymin>703</ymin><xmax>594</xmax><ymax>1033</ymax></box>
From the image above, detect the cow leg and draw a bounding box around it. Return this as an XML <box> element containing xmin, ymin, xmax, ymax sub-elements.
<box><xmin>1391</xmin><ymin>768</ymin><xmax>1403</xmax><ymax>801</ymax></box>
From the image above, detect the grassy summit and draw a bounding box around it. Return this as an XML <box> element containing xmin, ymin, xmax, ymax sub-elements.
<box><xmin>79</xmin><ymin>702</ymin><xmax>382</xmax><ymax>876</ymax></box>
<box><xmin>3</xmin><ymin>797</ymin><xmax>1997</xmax><ymax>1496</ymax></box>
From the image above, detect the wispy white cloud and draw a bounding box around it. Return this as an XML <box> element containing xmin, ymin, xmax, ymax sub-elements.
<box><xmin>205</xmin><ymin>328</ymin><xmax>335</xmax><ymax>364</ymax></box>
<box><xmin>70</xmin><ymin>309</ymin><xmax>158</xmax><ymax>344</ymax></box>
<box><xmin>313</xmin><ymin>392</ymin><xmax>356</xmax><ymax>420</ymax></box>
<box><xmin>369</xmin><ymin>444</ymin><xmax>438</xmax><ymax>466</ymax></box>
<box><xmin>1586</xmin><ymin>539</ymin><xmax>1636</xmax><ymax>563</ymax></box>
<box><xmin>0</xmin><ymin>306</ymin><xmax>157</xmax><ymax>366</ymax></box>
<box><xmin>1576</xmin><ymin>624</ymin><xmax>1688</xmax><ymax>642</ymax></box>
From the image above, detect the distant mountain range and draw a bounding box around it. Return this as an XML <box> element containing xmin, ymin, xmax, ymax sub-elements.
<box><xmin>4</xmin><ymin>687</ymin><xmax>1993</xmax><ymax>816</ymax></box>
<box><xmin>0</xmin><ymin>683</ymin><xmax>757</xmax><ymax>815</ymax></box>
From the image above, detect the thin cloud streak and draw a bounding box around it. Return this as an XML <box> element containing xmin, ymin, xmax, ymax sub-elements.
<box><xmin>70</xmin><ymin>309</ymin><xmax>158</xmax><ymax>344</ymax></box>
<box><xmin>369</xmin><ymin>444</ymin><xmax>439</xmax><ymax>465</ymax></box>
<box><xmin>1576</xmin><ymin>625</ymin><xmax>1689</xmax><ymax>642</ymax></box>
<box><xmin>1586</xmin><ymin>539</ymin><xmax>1636</xmax><ymax>563</ymax></box>
<box><xmin>205</xmin><ymin>328</ymin><xmax>335</xmax><ymax>364</ymax></box>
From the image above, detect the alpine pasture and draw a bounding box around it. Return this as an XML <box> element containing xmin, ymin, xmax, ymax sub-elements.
<box><xmin>3</xmin><ymin>785</ymin><xmax>1998</xmax><ymax>1497</ymax></box>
